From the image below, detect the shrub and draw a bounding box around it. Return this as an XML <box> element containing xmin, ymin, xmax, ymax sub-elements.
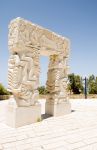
<box><xmin>38</xmin><ymin>86</ymin><xmax>49</xmax><ymax>95</ymax></box>
<box><xmin>0</xmin><ymin>83</ymin><xmax>10</xmax><ymax>95</ymax></box>
<box><xmin>0</xmin><ymin>95</ymin><xmax>10</xmax><ymax>100</ymax></box>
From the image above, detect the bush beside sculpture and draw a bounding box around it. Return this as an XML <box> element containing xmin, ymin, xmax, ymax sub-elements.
<box><xmin>38</xmin><ymin>86</ymin><xmax>49</xmax><ymax>95</ymax></box>
<box><xmin>0</xmin><ymin>83</ymin><xmax>10</xmax><ymax>100</ymax></box>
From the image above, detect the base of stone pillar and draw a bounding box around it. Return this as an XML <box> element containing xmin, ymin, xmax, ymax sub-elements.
<box><xmin>6</xmin><ymin>99</ymin><xmax>41</xmax><ymax>128</ymax></box>
<box><xmin>45</xmin><ymin>101</ymin><xmax>71</xmax><ymax>117</ymax></box>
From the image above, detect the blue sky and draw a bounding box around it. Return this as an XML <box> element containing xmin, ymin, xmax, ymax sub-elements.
<box><xmin>0</xmin><ymin>0</ymin><xmax>97</xmax><ymax>86</ymax></box>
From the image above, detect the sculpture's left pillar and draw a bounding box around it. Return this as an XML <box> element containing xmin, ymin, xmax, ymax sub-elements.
<box><xmin>6</xmin><ymin>18</ymin><xmax>41</xmax><ymax>127</ymax></box>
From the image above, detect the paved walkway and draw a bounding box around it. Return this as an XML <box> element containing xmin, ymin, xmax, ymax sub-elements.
<box><xmin>0</xmin><ymin>99</ymin><xmax>97</xmax><ymax>150</ymax></box>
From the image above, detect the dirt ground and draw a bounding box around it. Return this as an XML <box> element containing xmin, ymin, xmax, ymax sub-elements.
<box><xmin>39</xmin><ymin>94</ymin><xmax>97</xmax><ymax>99</ymax></box>
<box><xmin>69</xmin><ymin>94</ymin><xmax>97</xmax><ymax>99</ymax></box>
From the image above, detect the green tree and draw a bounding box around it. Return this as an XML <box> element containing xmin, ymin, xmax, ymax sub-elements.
<box><xmin>0</xmin><ymin>83</ymin><xmax>10</xmax><ymax>95</ymax></box>
<box><xmin>88</xmin><ymin>75</ymin><xmax>97</xmax><ymax>94</ymax></box>
<box><xmin>68</xmin><ymin>73</ymin><xmax>83</xmax><ymax>94</ymax></box>
<box><xmin>38</xmin><ymin>86</ymin><xmax>48</xmax><ymax>95</ymax></box>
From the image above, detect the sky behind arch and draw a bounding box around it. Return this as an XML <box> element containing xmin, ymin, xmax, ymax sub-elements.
<box><xmin>0</xmin><ymin>0</ymin><xmax>97</xmax><ymax>86</ymax></box>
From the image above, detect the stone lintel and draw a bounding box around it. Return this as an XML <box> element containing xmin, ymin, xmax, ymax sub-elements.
<box><xmin>8</xmin><ymin>17</ymin><xmax>70</xmax><ymax>57</ymax></box>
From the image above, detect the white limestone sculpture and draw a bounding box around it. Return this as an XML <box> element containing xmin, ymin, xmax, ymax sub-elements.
<box><xmin>8</xmin><ymin>51</ymin><xmax>40</xmax><ymax>107</ymax></box>
<box><xmin>46</xmin><ymin>55</ymin><xmax>67</xmax><ymax>102</ymax></box>
<box><xmin>7</xmin><ymin>17</ymin><xmax>71</xmax><ymax>127</ymax></box>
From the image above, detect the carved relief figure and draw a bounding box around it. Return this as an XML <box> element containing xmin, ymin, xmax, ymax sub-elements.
<box><xmin>8</xmin><ymin>17</ymin><xmax>70</xmax><ymax>108</ymax></box>
<box><xmin>46</xmin><ymin>54</ymin><xmax>68</xmax><ymax>104</ymax></box>
<box><xmin>8</xmin><ymin>50</ymin><xmax>40</xmax><ymax>107</ymax></box>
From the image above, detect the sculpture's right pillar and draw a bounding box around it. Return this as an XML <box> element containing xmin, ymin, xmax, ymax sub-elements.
<box><xmin>46</xmin><ymin>54</ymin><xmax>71</xmax><ymax>116</ymax></box>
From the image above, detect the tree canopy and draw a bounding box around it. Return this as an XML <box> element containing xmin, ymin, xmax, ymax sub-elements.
<box><xmin>68</xmin><ymin>73</ymin><xmax>83</xmax><ymax>94</ymax></box>
<box><xmin>68</xmin><ymin>74</ymin><xmax>97</xmax><ymax>95</ymax></box>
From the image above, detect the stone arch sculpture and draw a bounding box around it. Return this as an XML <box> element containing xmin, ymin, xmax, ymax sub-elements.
<box><xmin>7</xmin><ymin>18</ymin><xmax>71</xmax><ymax>127</ymax></box>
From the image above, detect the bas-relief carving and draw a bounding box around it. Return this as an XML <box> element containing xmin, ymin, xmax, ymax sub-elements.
<box><xmin>46</xmin><ymin>55</ymin><xmax>69</xmax><ymax>104</ymax></box>
<box><xmin>8</xmin><ymin>18</ymin><xmax>69</xmax><ymax>56</ymax></box>
<box><xmin>8</xmin><ymin>50</ymin><xmax>40</xmax><ymax>106</ymax></box>
<box><xmin>8</xmin><ymin>17</ymin><xmax>70</xmax><ymax>107</ymax></box>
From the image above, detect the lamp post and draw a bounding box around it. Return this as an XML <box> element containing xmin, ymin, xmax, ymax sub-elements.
<box><xmin>84</xmin><ymin>77</ymin><xmax>87</xmax><ymax>99</ymax></box>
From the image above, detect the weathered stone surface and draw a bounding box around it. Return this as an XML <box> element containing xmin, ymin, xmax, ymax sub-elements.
<box><xmin>7</xmin><ymin>17</ymin><xmax>71</xmax><ymax>126</ymax></box>
<box><xmin>6</xmin><ymin>98</ymin><xmax>41</xmax><ymax>127</ymax></box>
<box><xmin>45</xmin><ymin>102</ymin><xmax>71</xmax><ymax>116</ymax></box>
<box><xmin>8</xmin><ymin>17</ymin><xmax>70</xmax><ymax>56</ymax></box>
<box><xmin>8</xmin><ymin>17</ymin><xmax>70</xmax><ymax>107</ymax></box>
